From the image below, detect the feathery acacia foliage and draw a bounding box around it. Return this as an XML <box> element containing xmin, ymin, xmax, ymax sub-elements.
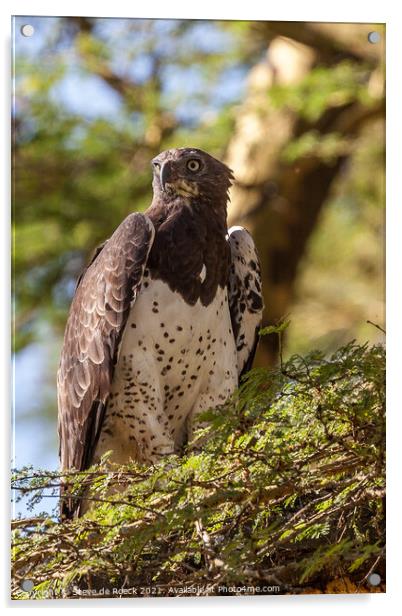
<box><xmin>12</xmin><ymin>336</ymin><xmax>385</xmax><ymax>599</ymax></box>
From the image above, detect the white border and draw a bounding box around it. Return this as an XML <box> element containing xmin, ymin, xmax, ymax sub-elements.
<box><xmin>2</xmin><ymin>0</ymin><xmax>401</xmax><ymax>612</ymax></box>
<box><xmin>0</xmin><ymin>0</ymin><xmax>393</xmax><ymax>22</ymax></box>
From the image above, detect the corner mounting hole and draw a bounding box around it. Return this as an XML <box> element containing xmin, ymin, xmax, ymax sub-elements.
<box><xmin>368</xmin><ymin>572</ymin><xmax>381</xmax><ymax>586</ymax></box>
<box><xmin>368</xmin><ymin>31</ymin><xmax>380</xmax><ymax>44</ymax></box>
<box><xmin>21</xmin><ymin>579</ymin><xmax>35</xmax><ymax>591</ymax></box>
<box><xmin>21</xmin><ymin>24</ymin><xmax>34</xmax><ymax>37</ymax></box>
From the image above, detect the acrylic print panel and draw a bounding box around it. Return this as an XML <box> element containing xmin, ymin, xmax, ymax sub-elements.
<box><xmin>11</xmin><ymin>16</ymin><xmax>385</xmax><ymax>599</ymax></box>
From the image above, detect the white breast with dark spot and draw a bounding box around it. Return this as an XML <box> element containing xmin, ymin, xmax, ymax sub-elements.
<box><xmin>94</xmin><ymin>272</ymin><xmax>238</xmax><ymax>464</ymax></box>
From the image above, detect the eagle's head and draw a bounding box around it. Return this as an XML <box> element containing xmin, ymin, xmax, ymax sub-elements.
<box><xmin>151</xmin><ymin>148</ymin><xmax>234</xmax><ymax>206</ymax></box>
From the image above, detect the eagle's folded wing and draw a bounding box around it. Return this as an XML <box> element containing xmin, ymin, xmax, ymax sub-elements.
<box><xmin>57</xmin><ymin>213</ymin><xmax>155</xmax><ymax>479</ymax></box>
<box><xmin>227</xmin><ymin>226</ymin><xmax>264</xmax><ymax>379</ymax></box>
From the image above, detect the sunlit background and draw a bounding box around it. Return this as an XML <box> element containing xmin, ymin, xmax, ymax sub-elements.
<box><xmin>12</xmin><ymin>16</ymin><xmax>385</xmax><ymax>514</ymax></box>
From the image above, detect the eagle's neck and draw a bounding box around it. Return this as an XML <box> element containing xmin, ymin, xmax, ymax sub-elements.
<box><xmin>145</xmin><ymin>196</ymin><xmax>230</xmax><ymax>306</ymax></box>
<box><xmin>148</xmin><ymin>192</ymin><xmax>227</xmax><ymax>228</ymax></box>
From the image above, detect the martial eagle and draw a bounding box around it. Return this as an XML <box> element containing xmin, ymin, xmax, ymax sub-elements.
<box><xmin>57</xmin><ymin>148</ymin><xmax>264</xmax><ymax>517</ymax></box>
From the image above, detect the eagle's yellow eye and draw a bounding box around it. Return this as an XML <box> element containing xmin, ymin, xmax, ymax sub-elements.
<box><xmin>187</xmin><ymin>159</ymin><xmax>201</xmax><ymax>172</ymax></box>
<box><xmin>153</xmin><ymin>162</ymin><xmax>161</xmax><ymax>172</ymax></box>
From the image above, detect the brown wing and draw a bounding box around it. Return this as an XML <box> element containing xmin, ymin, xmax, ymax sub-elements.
<box><xmin>227</xmin><ymin>226</ymin><xmax>264</xmax><ymax>379</ymax></box>
<box><xmin>57</xmin><ymin>213</ymin><xmax>155</xmax><ymax>478</ymax></box>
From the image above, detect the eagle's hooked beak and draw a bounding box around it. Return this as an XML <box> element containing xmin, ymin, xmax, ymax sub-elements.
<box><xmin>160</xmin><ymin>161</ymin><xmax>173</xmax><ymax>192</ymax></box>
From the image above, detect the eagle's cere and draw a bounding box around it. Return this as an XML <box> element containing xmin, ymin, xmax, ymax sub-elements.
<box><xmin>57</xmin><ymin>148</ymin><xmax>264</xmax><ymax>518</ymax></box>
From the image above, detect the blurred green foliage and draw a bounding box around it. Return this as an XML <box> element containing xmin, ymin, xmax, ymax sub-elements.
<box><xmin>269</xmin><ymin>61</ymin><xmax>374</xmax><ymax>121</ymax></box>
<box><xmin>13</xmin><ymin>18</ymin><xmax>250</xmax><ymax>351</ymax></box>
<box><xmin>12</xmin><ymin>338</ymin><xmax>385</xmax><ymax>597</ymax></box>
<box><xmin>282</xmin><ymin>131</ymin><xmax>351</xmax><ymax>164</ymax></box>
<box><xmin>13</xmin><ymin>18</ymin><xmax>384</xmax><ymax>360</ymax></box>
